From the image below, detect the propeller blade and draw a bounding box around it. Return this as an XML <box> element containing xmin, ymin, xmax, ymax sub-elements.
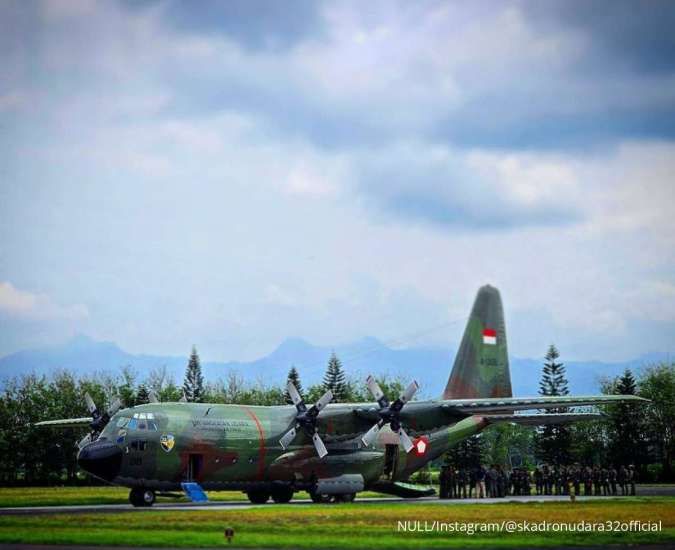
<box><xmin>312</xmin><ymin>432</ymin><xmax>328</xmax><ymax>458</ymax></box>
<box><xmin>148</xmin><ymin>390</ymin><xmax>159</xmax><ymax>403</ymax></box>
<box><xmin>366</xmin><ymin>375</ymin><xmax>389</xmax><ymax>408</ymax></box>
<box><xmin>399</xmin><ymin>380</ymin><xmax>419</xmax><ymax>405</ymax></box>
<box><xmin>286</xmin><ymin>381</ymin><xmax>304</xmax><ymax>408</ymax></box>
<box><xmin>84</xmin><ymin>393</ymin><xmax>97</xmax><ymax>415</ymax></box>
<box><xmin>398</xmin><ymin>428</ymin><xmax>414</xmax><ymax>453</ymax></box>
<box><xmin>360</xmin><ymin>421</ymin><xmax>382</xmax><ymax>447</ymax></box>
<box><xmin>107</xmin><ymin>397</ymin><xmax>122</xmax><ymax>417</ymax></box>
<box><xmin>279</xmin><ymin>426</ymin><xmax>298</xmax><ymax>450</ymax></box>
<box><xmin>313</xmin><ymin>389</ymin><xmax>333</xmax><ymax>413</ymax></box>
<box><xmin>179</xmin><ymin>391</ymin><xmax>187</xmax><ymax>403</ymax></box>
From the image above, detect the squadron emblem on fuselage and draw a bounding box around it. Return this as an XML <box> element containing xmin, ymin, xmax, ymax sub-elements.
<box><xmin>160</xmin><ymin>434</ymin><xmax>175</xmax><ymax>453</ymax></box>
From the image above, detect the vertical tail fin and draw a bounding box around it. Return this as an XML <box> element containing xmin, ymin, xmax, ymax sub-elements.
<box><xmin>442</xmin><ymin>285</ymin><xmax>512</xmax><ymax>399</ymax></box>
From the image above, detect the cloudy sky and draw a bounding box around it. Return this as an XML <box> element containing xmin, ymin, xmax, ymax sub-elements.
<box><xmin>1</xmin><ymin>0</ymin><xmax>674</xmax><ymax>364</ymax></box>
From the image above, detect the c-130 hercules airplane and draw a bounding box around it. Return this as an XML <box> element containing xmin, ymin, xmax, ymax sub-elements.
<box><xmin>38</xmin><ymin>285</ymin><xmax>647</xmax><ymax>506</ymax></box>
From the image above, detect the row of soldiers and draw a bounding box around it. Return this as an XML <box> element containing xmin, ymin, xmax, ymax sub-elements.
<box><xmin>439</xmin><ymin>464</ymin><xmax>637</xmax><ymax>499</ymax></box>
<box><xmin>533</xmin><ymin>464</ymin><xmax>637</xmax><ymax>496</ymax></box>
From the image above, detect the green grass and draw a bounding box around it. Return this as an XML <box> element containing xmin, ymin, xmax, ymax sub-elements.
<box><xmin>0</xmin><ymin>498</ymin><xmax>673</xmax><ymax>548</ymax></box>
<box><xmin>0</xmin><ymin>486</ymin><xmax>390</xmax><ymax>508</ymax></box>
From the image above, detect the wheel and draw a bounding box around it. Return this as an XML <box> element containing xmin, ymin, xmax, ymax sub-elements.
<box><xmin>309</xmin><ymin>490</ymin><xmax>331</xmax><ymax>504</ymax></box>
<box><xmin>271</xmin><ymin>487</ymin><xmax>294</xmax><ymax>504</ymax></box>
<box><xmin>141</xmin><ymin>489</ymin><xmax>155</xmax><ymax>507</ymax></box>
<box><xmin>130</xmin><ymin>488</ymin><xmax>155</xmax><ymax>507</ymax></box>
<box><xmin>129</xmin><ymin>488</ymin><xmax>142</xmax><ymax>507</ymax></box>
<box><xmin>335</xmin><ymin>493</ymin><xmax>356</xmax><ymax>503</ymax></box>
<box><xmin>247</xmin><ymin>490</ymin><xmax>270</xmax><ymax>504</ymax></box>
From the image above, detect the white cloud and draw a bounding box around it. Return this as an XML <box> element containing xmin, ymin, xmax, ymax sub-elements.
<box><xmin>0</xmin><ymin>282</ymin><xmax>88</xmax><ymax>321</ymax></box>
<box><xmin>1</xmin><ymin>0</ymin><xmax>674</xmax><ymax>363</ymax></box>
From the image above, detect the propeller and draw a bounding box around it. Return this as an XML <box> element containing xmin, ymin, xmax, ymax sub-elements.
<box><xmin>148</xmin><ymin>390</ymin><xmax>159</xmax><ymax>403</ymax></box>
<box><xmin>79</xmin><ymin>392</ymin><xmax>123</xmax><ymax>448</ymax></box>
<box><xmin>279</xmin><ymin>382</ymin><xmax>333</xmax><ymax>458</ymax></box>
<box><xmin>360</xmin><ymin>375</ymin><xmax>419</xmax><ymax>452</ymax></box>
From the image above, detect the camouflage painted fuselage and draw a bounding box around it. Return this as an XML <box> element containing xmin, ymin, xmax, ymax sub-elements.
<box><xmin>101</xmin><ymin>401</ymin><xmax>485</xmax><ymax>491</ymax></box>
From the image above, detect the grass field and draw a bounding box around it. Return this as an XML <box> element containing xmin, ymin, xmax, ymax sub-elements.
<box><xmin>0</xmin><ymin>498</ymin><xmax>673</xmax><ymax>548</ymax></box>
<box><xmin>0</xmin><ymin>486</ymin><xmax>389</xmax><ymax>507</ymax></box>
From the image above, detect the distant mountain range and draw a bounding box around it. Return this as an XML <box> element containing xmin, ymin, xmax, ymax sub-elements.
<box><xmin>0</xmin><ymin>334</ymin><xmax>671</xmax><ymax>398</ymax></box>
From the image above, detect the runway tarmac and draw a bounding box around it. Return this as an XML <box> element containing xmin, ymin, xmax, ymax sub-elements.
<box><xmin>2</xmin><ymin>546</ymin><xmax>674</xmax><ymax>550</ymax></box>
<box><xmin>1</xmin><ymin>486</ymin><xmax>672</xmax><ymax>516</ymax></box>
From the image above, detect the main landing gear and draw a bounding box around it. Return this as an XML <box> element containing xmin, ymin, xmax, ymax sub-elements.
<box><xmin>246</xmin><ymin>487</ymin><xmax>295</xmax><ymax>504</ymax></box>
<box><xmin>129</xmin><ymin>487</ymin><xmax>156</xmax><ymax>507</ymax></box>
<box><xmin>308</xmin><ymin>490</ymin><xmax>356</xmax><ymax>503</ymax></box>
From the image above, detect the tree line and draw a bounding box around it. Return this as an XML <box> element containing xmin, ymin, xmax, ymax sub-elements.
<box><xmin>0</xmin><ymin>344</ymin><xmax>672</xmax><ymax>485</ymax></box>
<box><xmin>447</xmin><ymin>346</ymin><xmax>674</xmax><ymax>483</ymax></box>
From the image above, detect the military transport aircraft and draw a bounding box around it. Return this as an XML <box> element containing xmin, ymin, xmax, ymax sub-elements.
<box><xmin>37</xmin><ymin>285</ymin><xmax>647</xmax><ymax>506</ymax></box>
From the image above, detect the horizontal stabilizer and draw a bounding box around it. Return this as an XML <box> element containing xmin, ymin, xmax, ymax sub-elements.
<box><xmin>442</xmin><ymin>394</ymin><xmax>648</xmax><ymax>414</ymax></box>
<box><xmin>370</xmin><ymin>480</ymin><xmax>436</xmax><ymax>498</ymax></box>
<box><xmin>34</xmin><ymin>417</ymin><xmax>93</xmax><ymax>429</ymax></box>
<box><xmin>484</xmin><ymin>412</ymin><xmax>604</xmax><ymax>426</ymax></box>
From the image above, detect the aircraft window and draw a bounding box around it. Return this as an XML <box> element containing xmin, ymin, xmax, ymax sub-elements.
<box><xmin>147</xmin><ymin>419</ymin><xmax>158</xmax><ymax>431</ymax></box>
<box><xmin>127</xmin><ymin>417</ymin><xmax>138</xmax><ymax>430</ymax></box>
<box><xmin>116</xmin><ymin>417</ymin><xmax>129</xmax><ymax>428</ymax></box>
<box><xmin>130</xmin><ymin>440</ymin><xmax>148</xmax><ymax>451</ymax></box>
<box><xmin>138</xmin><ymin>413</ymin><xmax>147</xmax><ymax>430</ymax></box>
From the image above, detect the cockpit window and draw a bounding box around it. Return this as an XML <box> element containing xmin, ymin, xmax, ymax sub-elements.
<box><xmin>125</xmin><ymin>412</ymin><xmax>158</xmax><ymax>431</ymax></box>
<box><xmin>116</xmin><ymin>416</ymin><xmax>129</xmax><ymax>428</ymax></box>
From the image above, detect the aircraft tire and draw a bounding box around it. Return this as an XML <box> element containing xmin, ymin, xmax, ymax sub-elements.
<box><xmin>247</xmin><ymin>490</ymin><xmax>270</xmax><ymax>504</ymax></box>
<box><xmin>129</xmin><ymin>488</ymin><xmax>155</xmax><ymax>507</ymax></box>
<box><xmin>309</xmin><ymin>490</ymin><xmax>331</xmax><ymax>504</ymax></box>
<box><xmin>141</xmin><ymin>489</ymin><xmax>156</xmax><ymax>506</ymax></box>
<box><xmin>335</xmin><ymin>493</ymin><xmax>356</xmax><ymax>503</ymax></box>
<box><xmin>271</xmin><ymin>487</ymin><xmax>294</xmax><ymax>504</ymax></box>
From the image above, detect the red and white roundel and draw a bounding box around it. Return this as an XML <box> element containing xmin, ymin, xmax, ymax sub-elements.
<box><xmin>413</xmin><ymin>435</ymin><xmax>430</xmax><ymax>457</ymax></box>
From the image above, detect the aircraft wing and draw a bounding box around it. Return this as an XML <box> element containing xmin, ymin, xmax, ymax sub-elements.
<box><xmin>34</xmin><ymin>417</ymin><xmax>93</xmax><ymax>428</ymax></box>
<box><xmin>483</xmin><ymin>412</ymin><xmax>605</xmax><ymax>425</ymax></box>
<box><xmin>441</xmin><ymin>394</ymin><xmax>648</xmax><ymax>414</ymax></box>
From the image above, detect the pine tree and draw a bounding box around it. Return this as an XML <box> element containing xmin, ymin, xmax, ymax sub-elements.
<box><xmin>536</xmin><ymin>344</ymin><xmax>572</xmax><ymax>465</ymax></box>
<box><xmin>136</xmin><ymin>384</ymin><xmax>150</xmax><ymax>405</ymax></box>
<box><xmin>608</xmin><ymin>369</ymin><xmax>645</xmax><ymax>468</ymax></box>
<box><xmin>444</xmin><ymin>435</ymin><xmax>483</xmax><ymax>469</ymax></box>
<box><xmin>323</xmin><ymin>352</ymin><xmax>348</xmax><ymax>402</ymax></box>
<box><xmin>182</xmin><ymin>346</ymin><xmax>204</xmax><ymax>403</ymax></box>
<box><xmin>284</xmin><ymin>366</ymin><xmax>303</xmax><ymax>404</ymax></box>
<box><xmin>539</xmin><ymin>344</ymin><xmax>569</xmax><ymax>402</ymax></box>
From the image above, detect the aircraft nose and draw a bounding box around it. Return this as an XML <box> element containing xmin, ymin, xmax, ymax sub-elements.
<box><xmin>77</xmin><ymin>440</ymin><xmax>122</xmax><ymax>482</ymax></box>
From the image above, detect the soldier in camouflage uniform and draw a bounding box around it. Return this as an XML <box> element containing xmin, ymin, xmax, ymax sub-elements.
<box><xmin>582</xmin><ymin>466</ymin><xmax>593</xmax><ymax>496</ymax></box>
<box><xmin>601</xmin><ymin>467</ymin><xmax>610</xmax><ymax>496</ymax></box>
<box><xmin>456</xmin><ymin>468</ymin><xmax>468</xmax><ymax>498</ymax></box>
<box><xmin>534</xmin><ymin>466</ymin><xmax>543</xmax><ymax>495</ymax></box>
<box><xmin>439</xmin><ymin>465</ymin><xmax>450</xmax><ymax>499</ymax></box>
<box><xmin>592</xmin><ymin>466</ymin><xmax>601</xmax><ymax>496</ymax></box>
<box><xmin>609</xmin><ymin>466</ymin><xmax>618</xmax><ymax>495</ymax></box>
<box><xmin>618</xmin><ymin>465</ymin><xmax>628</xmax><ymax>496</ymax></box>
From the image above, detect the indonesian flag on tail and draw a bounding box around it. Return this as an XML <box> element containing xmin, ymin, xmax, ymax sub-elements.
<box><xmin>482</xmin><ymin>328</ymin><xmax>497</xmax><ymax>345</ymax></box>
